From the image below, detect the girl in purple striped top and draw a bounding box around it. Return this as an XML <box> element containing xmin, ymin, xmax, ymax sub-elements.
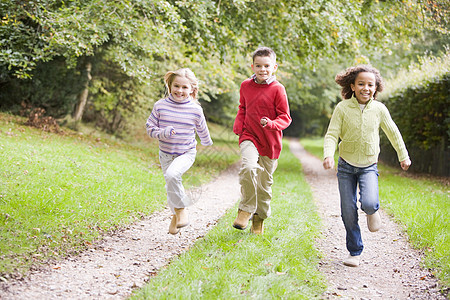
<box><xmin>146</xmin><ymin>68</ymin><xmax>213</xmax><ymax>235</ymax></box>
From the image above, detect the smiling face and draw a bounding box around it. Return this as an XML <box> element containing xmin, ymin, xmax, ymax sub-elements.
<box><xmin>251</xmin><ymin>55</ymin><xmax>278</xmax><ymax>83</ymax></box>
<box><xmin>170</xmin><ymin>75</ymin><xmax>193</xmax><ymax>102</ymax></box>
<box><xmin>351</xmin><ymin>72</ymin><xmax>377</xmax><ymax>104</ymax></box>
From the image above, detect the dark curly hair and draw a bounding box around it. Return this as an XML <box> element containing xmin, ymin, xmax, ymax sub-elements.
<box><xmin>335</xmin><ymin>65</ymin><xmax>384</xmax><ymax>99</ymax></box>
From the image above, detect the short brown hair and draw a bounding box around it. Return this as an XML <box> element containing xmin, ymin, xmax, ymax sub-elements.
<box><xmin>252</xmin><ymin>47</ymin><xmax>276</xmax><ymax>63</ymax></box>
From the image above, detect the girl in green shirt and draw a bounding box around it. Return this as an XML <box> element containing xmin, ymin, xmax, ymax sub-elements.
<box><xmin>323</xmin><ymin>65</ymin><xmax>411</xmax><ymax>267</ymax></box>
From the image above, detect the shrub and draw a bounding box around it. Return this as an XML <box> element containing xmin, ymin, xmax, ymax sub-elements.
<box><xmin>379</xmin><ymin>50</ymin><xmax>449</xmax><ymax>176</ymax></box>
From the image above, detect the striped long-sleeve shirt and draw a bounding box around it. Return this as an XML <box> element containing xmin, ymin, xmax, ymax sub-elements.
<box><xmin>146</xmin><ymin>95</ymin><xmax>213</xmax><ymax>155</ymax></box>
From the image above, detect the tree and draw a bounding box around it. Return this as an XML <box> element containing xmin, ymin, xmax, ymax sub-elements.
<box><xmin>0</xmin><ymin>0</ymin><xmax>184</xmax><ymax>80</ymax></box>
<box><xmin>1</xmin><ymin>0</ymin><xmax>447</xmax><ymax>136</ymax></box>
<box><xmin>73</xmin><ymin>61</ymin><xmax>91</xmax><ymax>121</ymax></box>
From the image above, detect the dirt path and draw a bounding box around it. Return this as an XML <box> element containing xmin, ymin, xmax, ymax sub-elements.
<box><xmin>1</xmin><ymin>140</ymin><xmax>446</xmax><ymax>299</ymax></box>
<box><xmin>289</xmin><ymin>139</ymin><xmax>445</xmax><ymax>299</ymax></box>
<box><xmin>1</xmin><ymin>164</ymin><xmax>241</xmax><ymax>299</ymax></box>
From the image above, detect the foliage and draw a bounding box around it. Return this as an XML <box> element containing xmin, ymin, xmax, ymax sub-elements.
<box><xmin>421</xmin><ymin>0</ymin><xmax>450</xmax><ymax>35</ymax></box>
<box><xmin>200</xmin><ymin>92</ymin><xmax>239</xmax><ymax>127</ymax></box>
<box><xmin>377</xmin><ymin>50</ymin><xmax>449</xmax><ymax>175</ymax></box>
<box><xmin>0</xmin><ymin>0</ymin><xmax>184</xmax><ymax>131</ymax></box>
<box><xmin>0</xmin><ymin>56</ymin><xmax>85</xmax><ymax>117</ymax></box>
<box><xmin>0</xmin><ymin>0</ymin><xmax>183</xmax><ymax>80</ymax></box>
<box><xmin>282</xmin><ymin>59</ymin><xmax>342</xmax><ymax>137</ymax></box>
<box><xmin>1</xmin><ymin>0</ymin><xmax>448</xmax><ymax>137</ymax></box>
<box><xmin>0</xmin><ymin>112</ymin><xmax>239</xmax><ymax>277</ymax></box>
<box><xmin>24</xmin><ymin>107</ymin><xmax>61</xmax><ymax>133</ymax></box>
<box><xmin>381</xmin><ymin>48</ymin><xmax>450</xmax><ymax>98</ymax></box>
<box><xmin>131</xmin><ymin>143</ymin><xmax>325</xmax><ymax>299</ymax></box>
<box><xmin>82</xmin><ymin>50</ymin><xmax>160</xmax><ymax>135</ymax></box>
<box><xmin>384</xmin><ymin>73</ymin><xmax>449</xmax><ymax>150</ymax></box>
<box><xmin>1</xmin><ymin>0</ymin><xmax>442</xmax><ymax>78</ymax></box>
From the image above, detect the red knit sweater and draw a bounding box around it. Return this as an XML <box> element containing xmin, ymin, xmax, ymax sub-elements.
<box><xmin>233</xmin><ymin>78</ymin><xmax>292</xmax><ymax>159</ymax></box>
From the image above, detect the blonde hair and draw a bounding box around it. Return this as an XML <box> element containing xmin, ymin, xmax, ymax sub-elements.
<box><xmin>164</xmin><ymin>68</ymin><xmax>199</xmax><ymax>100</ymax></box>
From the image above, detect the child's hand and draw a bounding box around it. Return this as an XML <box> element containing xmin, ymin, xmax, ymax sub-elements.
<box><xmin>400</xmin><ymin>158</ymin><xmax>411</xmax><ymax>171</ymax></box>
<box><xmin>323</xmin><ymin>157</ymin><xmax>335</xmax><ymax>170</ymax></box>
<box><xmin>260</xmin><ymin>117</ymin><xmax>268</xmax><ymax>127</ymax></box>
<box><xmin>162</xmin><ymin>126</ymin><xmax>176</xmax><ymax>138</ymax></box>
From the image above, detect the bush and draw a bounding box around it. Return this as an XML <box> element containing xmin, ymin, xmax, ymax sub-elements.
<box><xmin>0</xmin><ymin>57</ymin><xmax>84</xmax><ymax>118</ymax></box>
<box><xmin>379</xmin><ymin>50</ymin><xmax>449</xmax><ymax>176</ymax></box>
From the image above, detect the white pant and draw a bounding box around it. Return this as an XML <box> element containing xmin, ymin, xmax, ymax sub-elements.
<box><xmin>238</xmin><ymin>140</ymin><xmax>278</xmax><ymax>219</ymax></box>
<box><xmin>159</xmin><ymin>149</ymin><xmax>196</xmax><ymax>214</ymax></box>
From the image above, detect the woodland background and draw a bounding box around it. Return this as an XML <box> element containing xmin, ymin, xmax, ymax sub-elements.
<box><xmin>1</xmin><ymin>0</ymin><xmax>449</xmax><ymax>175</ymax></box>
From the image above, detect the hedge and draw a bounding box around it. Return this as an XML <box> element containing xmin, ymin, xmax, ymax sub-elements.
<box><xmin>379</xmin><ymin>52</ymin><xmax>449</xmax><ymax>176</ymax></box>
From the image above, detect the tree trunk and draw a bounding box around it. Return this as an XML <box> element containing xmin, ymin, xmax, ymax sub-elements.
<box><xmin>73</xmin><ymin>62</ymin><xmax>92</xmax><ymax>121</ymax></box>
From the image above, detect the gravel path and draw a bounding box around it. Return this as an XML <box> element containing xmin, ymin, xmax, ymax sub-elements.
<box><xmin>1</xmin><ymin>140</ymin><xmax>446</xmax><ymax>299</ymax></box>
<box><xmin>289</xmin><ymin>139</ymin><xmax>446</xmax><ymax>300</ymax></box>
<box><xmin>1</xmin><ymin>164</ymin><xmax>241</xmax><ymax>299</ymax></box>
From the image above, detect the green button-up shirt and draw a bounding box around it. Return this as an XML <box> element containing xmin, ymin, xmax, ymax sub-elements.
<box><xmin>324</xmin><ymin>97</ymin><xmax>409</xmax><ymax>167</ymax></box>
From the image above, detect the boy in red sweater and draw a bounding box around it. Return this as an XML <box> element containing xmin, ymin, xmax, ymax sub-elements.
<box><xmin>232</xmin><ymin>47</ymin><xmax>292</xmax><ymax>234</ymax></box>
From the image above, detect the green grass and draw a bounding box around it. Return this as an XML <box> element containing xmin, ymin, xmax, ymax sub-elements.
<box><xmin>300</xmin><ymin>137</ymin><xmax>450</xmax><ymax>290</ymax></box>
<box><xmin>5</xmin><ymin>111</ymin><xmax>447</xmax><ymax>296</ymax></box>
<box><xmin>378</xmin><ymin>164</ymin><xmax>450</xmax><ymax>288</ymax></box>
<box><xmin>299</xmin><ymin>137</ymin><xmax>338</xmax><ymax>165</ymax></box>
<box><xmin>130</xmin><ymin>142</ymin><xmax>326</xmax><ymax>299</ymax></box>
<box><xmin>0</xmin><ymin>113</ymin><xmax>240</xmax><ymax>276</ymax></box>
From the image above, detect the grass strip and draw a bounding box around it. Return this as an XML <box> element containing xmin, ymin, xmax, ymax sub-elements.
<box><xmin>300</xmin><ymin>137</ymin><xmax>450</xmax><ymax>290</ymax></box>
<box><xmin>0</xmin><ymin>113</ymin><xmax>239</xmax><ymax>276</ymax></box>
<box><xmin>130</xmin><ymin>142</ymin><xmax>326</xmax><ymax>299</ymax></box>
<box><xmin>377</xmin><ymin>164</ymin><xmax>449</xmax><ymax>288</ymax></box>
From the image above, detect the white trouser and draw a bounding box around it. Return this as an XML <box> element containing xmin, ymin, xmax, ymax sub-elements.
<box><xmin>159</xmin><ymin>149</ymin><xmax>196</xmax><ymax>214</ymax></box>
<box><xmin>238</xmin><ymin>140</ymin><xmax>278</xmax><ymax>219</ymax></box>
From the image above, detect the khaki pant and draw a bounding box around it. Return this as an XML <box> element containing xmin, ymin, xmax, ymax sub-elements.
<box><xmin>238</xmin><ymin>140</ymin><xmax>278</xmax><ymax>219</ymax></box>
